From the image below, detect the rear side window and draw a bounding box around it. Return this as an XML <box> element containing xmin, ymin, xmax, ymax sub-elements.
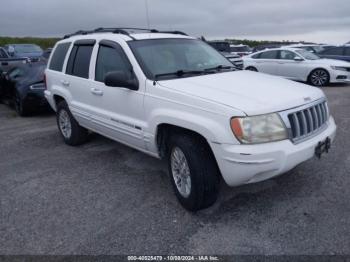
<box><xmin>66</xmin><ymin>44</ymin><xmax>94</xmax><ymax>79</ymax></box>
<box><xmin>49</xmin><ymin>43</ymin><xmax>71</xmax><ymax>72</ymax></box>
<box><xmin>322</xmin><ymin>47</ymin><xmax>343</xmax><ymax>56</ymax></box>
<box><xmin>95</xmin><ymin>45</ymin><xmax>131</xmax><ymax>82</ymax></box>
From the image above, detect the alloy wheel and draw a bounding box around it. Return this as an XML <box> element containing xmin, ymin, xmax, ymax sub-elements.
<box><xmin>58</xmin><ymin>110</ymin><xmax>72</xmax><ymax>139</ymax></box>
<box><xmin>171</xmin><ymin>147</ymin><xmax>192</xmax><ymax>198</ymax></box>
<box><xmin>311</xmin><ymin>70</ymin><xmax>328</xmax><ymax>86</ymax></box>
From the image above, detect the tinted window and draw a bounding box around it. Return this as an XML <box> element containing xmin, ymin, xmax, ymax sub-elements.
<box><xmin>345</xmin><ymin>47</ymin><xmax>350</xmax><ymax>56</ymax></box>
<box><xmin>258</xmin><ymin>50</ymin><xmax>278</xmax><ymax>59</ymax></box>
<box><xmin>66</xmin><ymin>45</ymin><xmax>94</xmax><ymax>78</ymax></box>
<box><xmin>49</xmin><ymin>43</ymin><xmax>71</xmax><ymax>72</ymax></box>
<box><xmin>0</xmin><ymin>48</ymin><xmax>8</xmax><ymax>58</ymax></box>
<box><xmin>8</xmin><ymin>67</ymin><xmax>27</xmax><ymax>80</ymax></box>
<box><xmin>322</xmin><ymin>47</ymin><xmax>344</xmax><ymax>56</ymax></box>
<box><xmin>279</xmin><ymin>50</ymin><xmax>298</xmax><ymax>60</ymax></box>
<box><xmin>95</xmin><ymin>45</ymin><xmax>132</xmax><ymax>82</ymax></box>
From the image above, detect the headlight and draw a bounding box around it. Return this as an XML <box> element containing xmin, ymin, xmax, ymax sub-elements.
<box><xmin>331</xmin><ymin>66</ymin><xmax>347</xmax><ymax>72</ymax></box>
<box><xmin>230</xmin><ymin>113</ymin><xmax>288</xmax><ymax>144</ymax></box>
<box><xmin>29</xmin><ymin>83</ymin><xmax>45</xmax><ymax>90</ymax></box>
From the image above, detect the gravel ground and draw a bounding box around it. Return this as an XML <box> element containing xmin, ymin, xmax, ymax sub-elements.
<box><xmin>0</xmin><ymin>84</ymin><xmax>349</xmax><ymax>255</ymax></box>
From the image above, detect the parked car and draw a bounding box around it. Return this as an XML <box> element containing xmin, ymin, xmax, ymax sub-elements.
<box><xmin>252</xmin><ymin>44</ymin><xmax>282</xmax><ymax>53</ymax></box>
<box><xmin>206</xmin><ymin>41</ymin><xmax>243</xmax><ymax>69</ymax></box>
<box><xmin>287</xmin><ymin>44</ymin><xmax>328</xmax><ymax>54</ymax></box>
<box><xmin>318</xmin><ymin>46</ymin><xmax>350</xmax><ymax>62</ymax></box>
<box><xmin>0</xmin><ymin>62</ymin><xmax>48</xmax><ymax>115</ymax></box>
<box><xmin>243</xmin><ymin>47</ymin><xmax>350</xmax><ymax>87</ymax></box>
<box><xmin>42</xmin><ymin>48</ymin><xmax>53</xmax><ymax>61</ymax></box>
<box><xmin>45</xmin><ymin>28</ymin><xmax>336</xmax><ymax>211</ymax></box>
<box><xmin>0</xmin><ymin>47</ymin><xmax>28</xmax><ymax>73</ymax></box>
<box><xmin>230</xmin><ymin>44</ymin><xmax>252</xmax><ymax>56</ymax></box>
<box><xmin>4</xmin><ymin>44</ymin><xmax>43</xmax><ymax>62</ymax></box>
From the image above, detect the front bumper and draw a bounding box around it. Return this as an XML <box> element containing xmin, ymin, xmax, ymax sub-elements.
<box><xmin>211</xmin><ymin>116</ymin><xmax>336</xmax><ymax>187</ymax></box>
<box><xmin>330</xmin><ymin>71</ymin><xmax>350</xmax><ymax>83</ymax></box>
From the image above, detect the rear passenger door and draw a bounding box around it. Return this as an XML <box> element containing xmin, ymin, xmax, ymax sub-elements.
<box><xmin>254</xmin><ymin>50</ymin><xmax>279</xmax><ymax>75</ymax></box>
<box><xmin>63</xmin><ymin>40</ymin><xmax>96</xmax><ymax>128</ymax></box>
<box><xmin>88</xmin><ymin>40</ymin><xmax>145</xmax><ymax>150</ymax></box>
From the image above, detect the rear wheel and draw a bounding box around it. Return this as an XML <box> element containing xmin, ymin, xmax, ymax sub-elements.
<box><xmin>308</xmin><ymin>69</ymin><xmax>329</xmax><ymax>87</ymax></box>
<box><xmin>14</xmin><ymin>91</ymin><xmax>29</xmax><ymax>116</ymax></box>
<box><xmin>246</xmin><ymin>66</ymin><xmax>258</xmax><ymax>72</ymax></box>
<box><xmin>167</xmin><ymin>133</ymin><xmax>220</xmax><ymax>211</ymax></box>
<box><xmin>56</xmin><ymin>100</ymin><xmax>89</xmax><ymax>146</ymax></box>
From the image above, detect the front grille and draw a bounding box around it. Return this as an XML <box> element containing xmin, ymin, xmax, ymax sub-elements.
<box><xmin>287</xmin><ymin>101</ymin><xmax>329</xmax><ymax>141</ymax></box>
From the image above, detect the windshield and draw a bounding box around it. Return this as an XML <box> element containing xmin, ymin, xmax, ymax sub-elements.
<box><xmin>296</xmin><ymin>49</ymin><xmax>320</xmax><ymax>60</ymax></box>
<box><xmin>14</xmin><ymin>44</ymin><xmax>43</xmax><ymax>54</ymax></box>
<box><xmin>231</xmin><ymin>46</ymin><xmax>250</xmax><ymax>52</ymax></box>
<box><xmin>129</xmin><ymin>39</ymin><xmax>233</xmax><ymax>80</ymax></box>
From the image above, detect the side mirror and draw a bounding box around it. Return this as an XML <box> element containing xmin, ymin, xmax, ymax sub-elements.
<box><xmin>294</xmin><ymin>56</ymin><xmax>304</xmax><ymax>62</ymax></box>
<box><xmin>104</xmin><ymin>71</ymin><xmax>138</xmax><ymax>91</ymax></box>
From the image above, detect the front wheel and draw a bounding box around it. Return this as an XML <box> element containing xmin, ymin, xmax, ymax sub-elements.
<box><xmin>56</xmin><ymin>101</ymin><xmax>89</xmax><ymax>146</ymax></box>
<box><xmin>308</xmin><ymin>69</ymin><xmax>329</xmax><ymax>87</ymax></box>
<box><xmin>167</xmin><ymin>134</ymin><xmax>220</xmax><ymax>211</ymax></box>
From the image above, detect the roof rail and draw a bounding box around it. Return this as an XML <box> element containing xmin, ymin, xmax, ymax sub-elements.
<box><xmin>63</xmin><ymin>28</ymin><xmax>188</xmax><ymax>39</ymax></box>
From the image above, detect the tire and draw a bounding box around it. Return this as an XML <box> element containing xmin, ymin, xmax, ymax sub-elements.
<box><xmin>14</xmin><ymin>91</ymin><xmax>29</xmax><ymax>116</ymax></box>
<box><xmin>308</xmin><ymin>69</ymin><xmax>330</xmax><ymax>87</ymax></box>
<box><xmin>167</xmin><ymin>133</ymin><xmax>220</xmax><ymax>211</ymax></box>
<box><xmin>56</xmin><ymin>100</ymin><xmax>89</xmax><ymax>146</ymax></box>
<box><xmin>246</xmin><ymin>66</ymin><xmax>258</xmax><ymax>72</ymax></box>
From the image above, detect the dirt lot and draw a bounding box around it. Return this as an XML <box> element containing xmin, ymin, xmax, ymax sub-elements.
<box><xmin>0</xmin><ymin>84</ymin><xmax>349</xmax><ymax>255</ymax></box>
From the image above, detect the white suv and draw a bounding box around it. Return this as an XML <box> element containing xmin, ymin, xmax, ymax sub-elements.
<box><xmin>45</xmin><ymin>28</ymin><xmax>337</xmax><ymax>211</ymax></box>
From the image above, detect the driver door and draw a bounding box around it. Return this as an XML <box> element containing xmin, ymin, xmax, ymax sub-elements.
<box><xmin>88</xmin><ymin>40</ymin><xmax>146</xmax><ymax>150</ymax></box>
<box><xmin>276</xmin><ymin>50</ymin><xmax>306</xmax><ymax>81</ymax></box>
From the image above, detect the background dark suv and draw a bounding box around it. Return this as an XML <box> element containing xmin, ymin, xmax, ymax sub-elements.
<box><xmin>318</xmin><ymin>46</ymin><xmax>350</xmax><ymax>62</ymax></box>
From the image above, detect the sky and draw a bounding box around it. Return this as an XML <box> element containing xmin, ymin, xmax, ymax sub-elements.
<box><xmin>0</xmin><ymin>0</ymin><xmax>349</xmax><ymax>44</ymax></box>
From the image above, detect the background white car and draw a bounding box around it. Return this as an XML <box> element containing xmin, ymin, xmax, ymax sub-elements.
<box><xmin>244</xmin><ymin>48</ymin><xmax>350</xmax><ymax>86</ymax></box>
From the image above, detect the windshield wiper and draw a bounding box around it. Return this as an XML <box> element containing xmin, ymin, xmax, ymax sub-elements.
<box><xmin>154</xmin><ymin>70</ymin><xmax>204</xmax><ymax>80</ymax></box>
<box><xmin>204</xmin><ymin>65</ymin><xmax>236</xmax><ymax>72</ymax></box>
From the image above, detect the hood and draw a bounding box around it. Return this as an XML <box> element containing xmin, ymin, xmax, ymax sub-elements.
<box><xmin>158</xmin><ymin>71</ymin><xmax>325</xmax><ymax>115</ymax></box>
<box><xmin>221</xmin><ymin>52</ymin><xmax>240</xmax><ymax>58</ymax></box>
<box><xmin>316</xmin><ymin>58</ymin><xmax>350</xmax><ymax>66</ymax></box>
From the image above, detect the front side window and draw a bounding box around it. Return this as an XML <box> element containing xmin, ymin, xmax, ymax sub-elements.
<box><xmin>66</xmin><ymin>45</ymin><xmax>94</xmax><ymax>79</ymax></box>
<box><xmin>279</xmin><ymin>50</ymin><xmax>298</xmax><ymax>60</ymax></box>
<box><xmin>95</xmin><ymin>45</ymin><xmax>132</xmax><ymax>82</ymax></box>
<box><xmin>129</xmin><ymin>39</ymin><xmax>233</xmax><ymax>80</ymax></box>
<box><xmin>258</xmin><ymin>50</ymin><xmax>279</xmax><ymax>59</ymax></box>
<box><xmin>49</xmin><ymin>43</ymin><xmax>71</xmax><ymax>72</ymax></box>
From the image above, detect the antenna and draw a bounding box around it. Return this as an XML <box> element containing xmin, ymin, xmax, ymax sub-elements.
<box><xmin>145</xmin><ymin>0</ymin><xmax>151</xmax><ymax>29</ymax></box>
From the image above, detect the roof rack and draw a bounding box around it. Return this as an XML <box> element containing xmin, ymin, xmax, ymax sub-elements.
<box><xmin>63</xmin><ymin>27</ymin><xmax>188</xmax><ymax>40</ymax></box>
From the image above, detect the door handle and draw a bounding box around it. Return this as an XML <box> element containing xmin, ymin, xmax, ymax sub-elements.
<box><xmin>61</xmin><ymin>80</ymin><xmax>70</xmax><ymax>87</ymax></box>
<box><xmin>90</xmin><ymin>88</ymin><xmax>103</xmax><ymax>96</ymax></box>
